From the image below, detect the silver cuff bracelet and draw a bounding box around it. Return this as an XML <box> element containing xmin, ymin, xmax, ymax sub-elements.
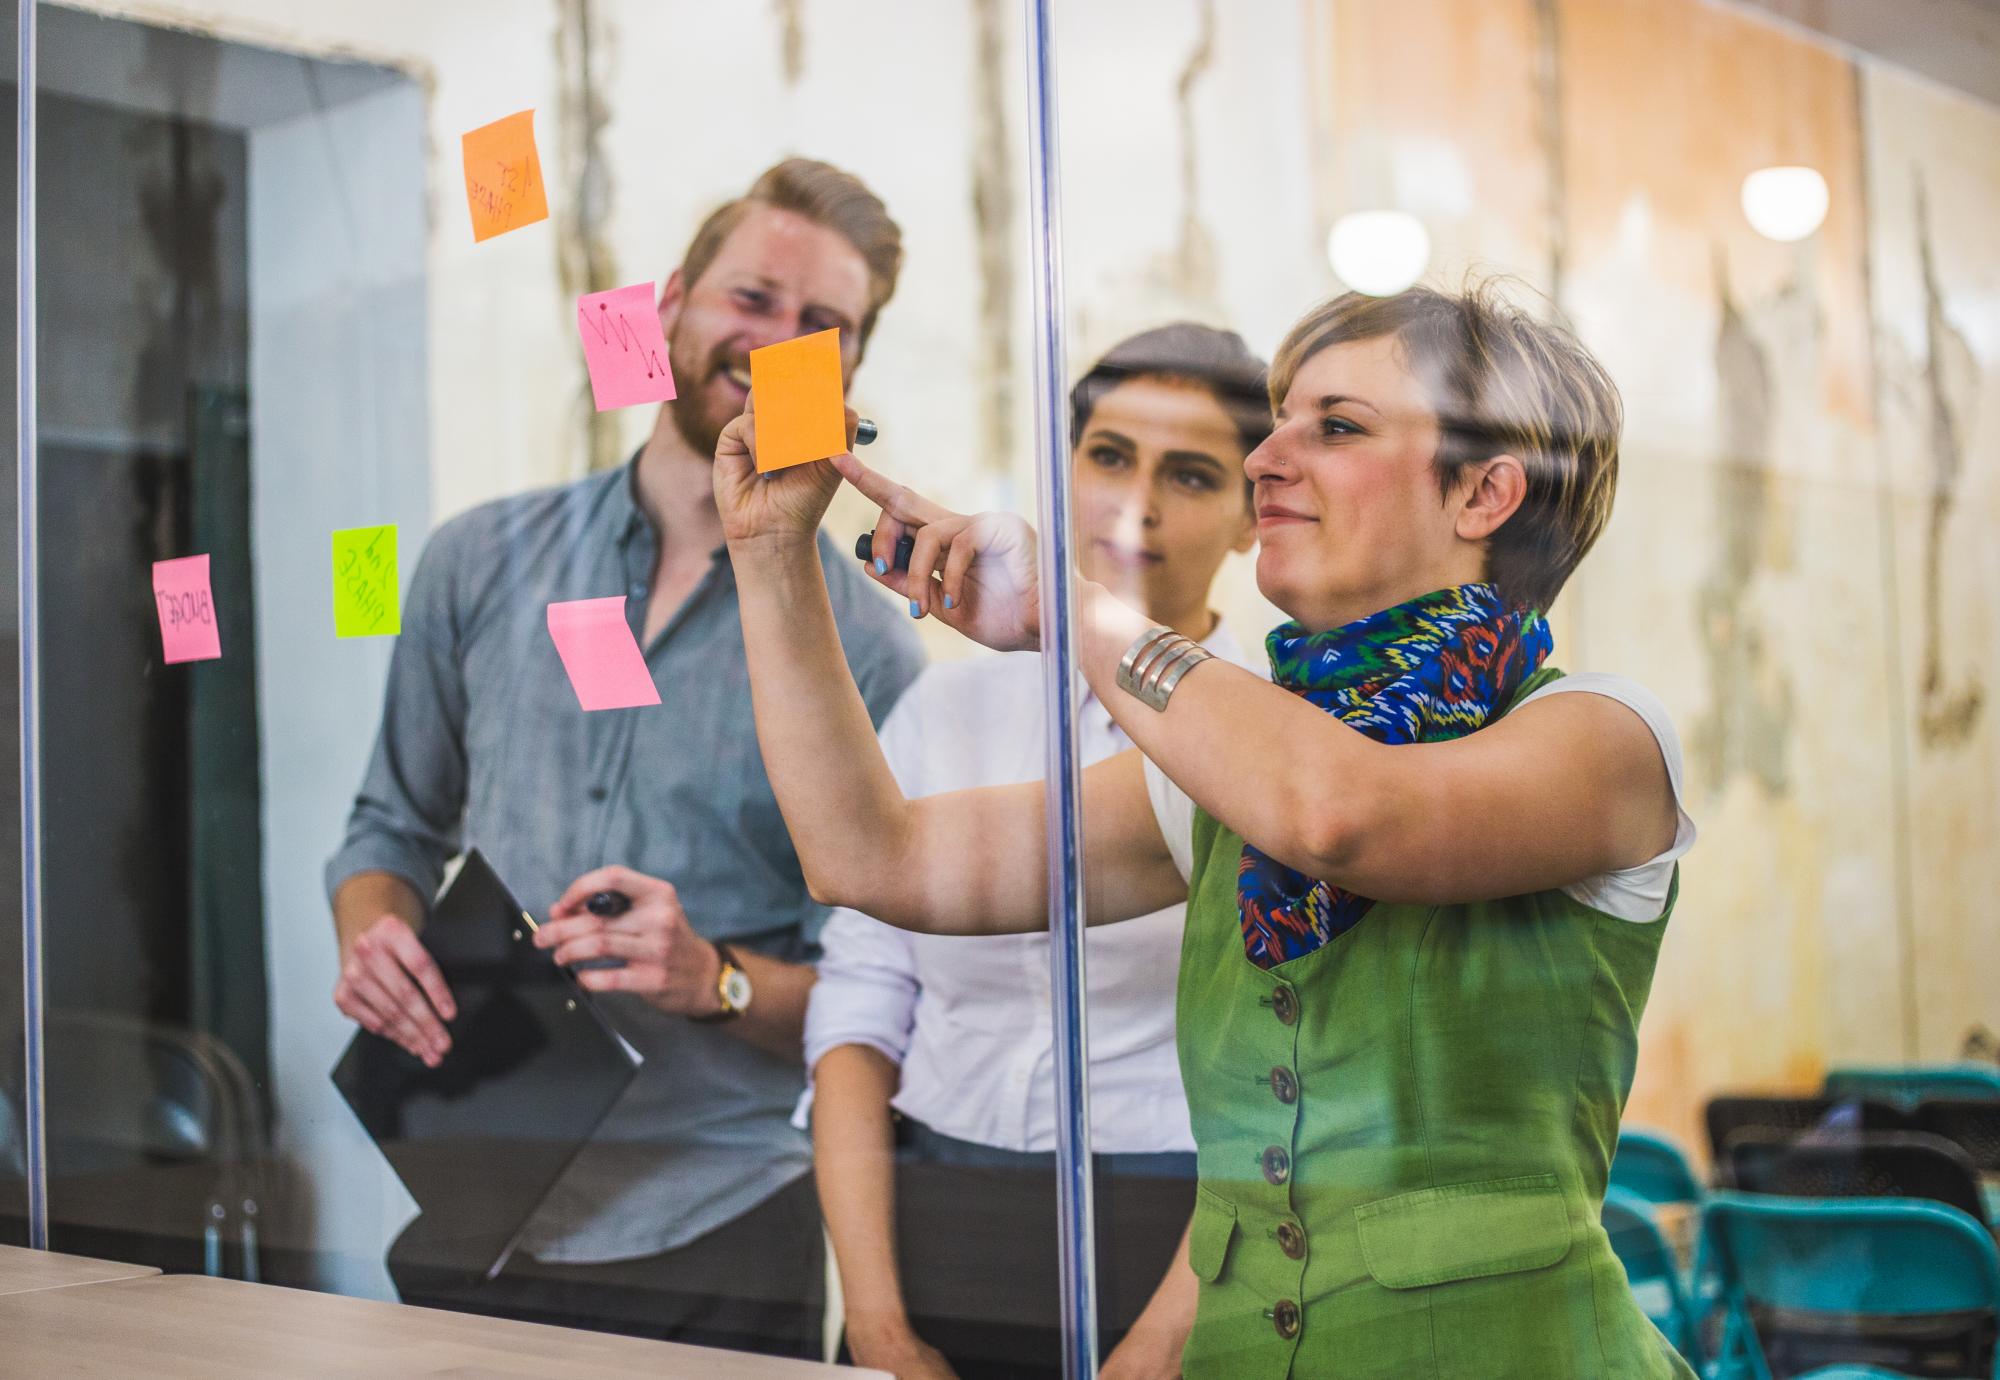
<box><xmin>1115</xmin><ymin>624</ymin><xmax>1216</xmax><ymax>711</ymax></box>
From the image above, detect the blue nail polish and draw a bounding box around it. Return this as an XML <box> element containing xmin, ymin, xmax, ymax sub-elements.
<box><xmin>909</xmin><ymin>600</ymin><xmax>921</xmax><ymax>618</ymax></box>
<box><xmin>875</xmin><ymin>558</ymin><xmax>888</xmax><ymax>575</ymax></box>
<box><xmin>944</xmin><ymin>595</ymin><xmax>955</xmax><ymax>610</ymax></box>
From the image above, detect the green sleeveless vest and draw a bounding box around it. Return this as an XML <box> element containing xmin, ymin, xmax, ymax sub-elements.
<box><xmin>1175</xmin><ymin>668</ymin><xmax>1694</xmax><ymax>1378</ymax></box>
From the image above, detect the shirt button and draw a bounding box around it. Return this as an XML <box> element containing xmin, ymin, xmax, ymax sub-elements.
<box><xmin>1269</xmin><ymin>1066</ymin><xmax>1298</xmax><ymax>1104</ymax></box>
<box><xmin>587</xmin><ymin>786</ymin><xmax>609</xmax><ymax>802</ymax></box>
<box><xmin>1276</xmin><ymin>1221</ymin><xmax>1306</xmax><ymax>1260</ymax></box>
<box><xmin>1261</xmin><ymin>1145</ymin><xmax>1291</xmax><ymax>1186</ymax></box>
<box><xmin>1269</xmin><ymin>1298</ymin><xmax>1301</xmax><ymax>1339</ymax></box>
<box><xmin>1271</xmin><ymin>987</ymin><xmax>1298</xmax><ymax>1025</ymax></box>
<box><xmin>628</xmin><ymin>582</ymin><xmax>645</xmax><ymax>597</ymax></box>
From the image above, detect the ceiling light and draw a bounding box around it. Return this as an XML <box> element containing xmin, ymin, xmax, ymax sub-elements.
<box><xmin>1740</xmin><ymin>165</ymin><xmax>1829</xmax><ymax>243</ymax></box>
<box><xmin>1326</xmin><ymin>210</ymin><xmax>1431</xmax><ymax>296</ymax></box>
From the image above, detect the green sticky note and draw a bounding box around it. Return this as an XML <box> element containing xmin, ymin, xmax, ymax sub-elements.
<box><xmin>332</xmin><ymin>524</ymin><xmax>401</xmax><ymax>638</ymax></box>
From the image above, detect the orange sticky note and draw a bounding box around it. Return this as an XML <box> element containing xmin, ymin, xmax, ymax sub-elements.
<box><xmin>461</xmin><ymin>110</ymin><xmax>549</xmax><ymax>243</ymax></box>
<box><xmin>750</xmin><ymin>328</ymin><xmax>847</xmax><ymax>472</ymax></box>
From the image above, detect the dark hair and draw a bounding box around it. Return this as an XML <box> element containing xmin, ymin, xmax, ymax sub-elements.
<box><xmin>1069</xmin><ymin>323</ymin><xmax>1272</xmax><ymax>468</ymax></box>
<box><xmin>681</xmin><ymin>158</ymin><xmax>904</xmax><ymax>347</ymax></box>
<box><xmin>1269</xmin><ymin>280</ymin><xmax>1623</xmax><ymax>612</ymax></box>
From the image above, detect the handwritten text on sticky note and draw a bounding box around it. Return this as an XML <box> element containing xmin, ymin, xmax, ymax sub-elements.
<box><xmin>332</xmin><ymin>525</ymin><xmax>401</xmax><ymax>638</ymax></box>
<box><xmin>547</xmin><ymin>597</ymin><xmax>661</xmax><ymax>712</ymax></box>
<box><xmin>153</xmin><ymin>554</ymin><xmax>221</xmax><ymax>664</ymax></box>
<box><xmin>461</xmin><ymin>110</ymin><xmax>549</xmax><ymax>243</ymax></box>
<box><xmin>750</xmin><ymin>328</ymin><xmax>847</xmax><ymax>472</ymax></box>
<box><xmin>577</xmin><ymin>283</ymin><xmax>677</xmax><ymax>411</ymax></box>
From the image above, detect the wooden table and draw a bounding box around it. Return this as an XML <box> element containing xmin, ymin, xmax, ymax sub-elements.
<box><xmin>0</xmin><ymin>1243</ymin><xmax>158</xmax><ymax>1295</ymax></box>
<box><xmin>0</xmin><ymin>1272</ymin><xmax>886</xmax><ymax>1378</ymax></box>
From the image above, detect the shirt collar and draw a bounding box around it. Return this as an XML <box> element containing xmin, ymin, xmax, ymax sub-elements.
<box><xmin>609</xmin><ymin>450</ymin><xmax>730</xmax><ymax>564</ymax></box>
<box><xmin>607</xmin><ymin>451</ymin><xmax>647</xmax><ymax>544</ymax></box>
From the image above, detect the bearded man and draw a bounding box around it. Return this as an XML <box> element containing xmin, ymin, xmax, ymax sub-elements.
<box><xmin>326</xmin><ymin>159</ymin><xmax>922</xmax><ymax>1357</ymax></box>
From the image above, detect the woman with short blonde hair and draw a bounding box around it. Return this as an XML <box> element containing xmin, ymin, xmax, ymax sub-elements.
<box><xmin>713</xmin><ymin>281</ymin><xmax>1697</xmax><ymax>1378</ymax></box>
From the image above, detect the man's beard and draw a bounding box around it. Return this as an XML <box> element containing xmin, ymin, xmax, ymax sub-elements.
<box><xmin>665</xmin><ymin>324</ymin><xmax>744</xmax><ymax>462</ymax></box>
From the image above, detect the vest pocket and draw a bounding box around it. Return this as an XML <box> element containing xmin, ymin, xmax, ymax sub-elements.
<box><xmin>1354</xmin><ymin>1172</ymin><xmax>1572</xmax><ymax>1289</ymax></box>
<box><xmin>1187</xmin><ymin>1185</ymin><xmax>1239</xmax><ymax>1284</ymax></box>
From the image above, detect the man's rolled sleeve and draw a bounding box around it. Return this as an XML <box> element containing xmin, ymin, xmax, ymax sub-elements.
<box><xmin>323</xmin><ymin>518</ymin><xmax>476</xmax><ymax>911</ymax></box>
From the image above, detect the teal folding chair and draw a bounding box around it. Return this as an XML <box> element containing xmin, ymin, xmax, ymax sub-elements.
<box><xmin>1698</xmin><ymin>1192</ymin><xmax>2000</xmax><ymax>1380</ymax></box>
<box><xmin>1603</xmin><ymin>1186</ymin><xmax>1704</xmax><ymax>1367</ymax></box>
<box><xmin>1824</xmin><ymin>1065</ymin><xmax>2000</xmax><ymax>1111</ymax></box>
<box><xmin>1615</xmin><ymin>1128</ymin><xmax>1707</xmax><ymax>1206</ymax></box>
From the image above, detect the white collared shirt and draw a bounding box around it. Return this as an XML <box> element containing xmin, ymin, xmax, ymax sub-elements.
<box><xmin>798</xmin><ymin>620</ymin><xmax>1259</xmax><ymax>1153</ymax></box>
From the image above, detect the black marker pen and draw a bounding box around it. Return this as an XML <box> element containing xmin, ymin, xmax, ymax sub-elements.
<box><xmin>573</xmin><ymin>889</ymin><xmax>630</xmax><ymax>971</ymax></box>
<box><xmin>853</xmin><ymin>532</ymin><xmax>916</xmax><ymax>571</ymax></box>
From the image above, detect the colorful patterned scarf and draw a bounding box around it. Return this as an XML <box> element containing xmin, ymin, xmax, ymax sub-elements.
<box><xmin>1237</xmin><ymin>583</ymin><xmax>1552</xmax><ymax>968</ymax></box>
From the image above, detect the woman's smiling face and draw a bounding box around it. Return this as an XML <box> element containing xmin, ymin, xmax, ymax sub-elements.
<box><xmin>1247</xmin><ymin>334</ymin><xmax>1494</xmax><ymax>633</ymax></box>
<box><xmin>1071</xmin><ymin>376</ymin><xmax>1255</xmax><ymax>632</ymax></box>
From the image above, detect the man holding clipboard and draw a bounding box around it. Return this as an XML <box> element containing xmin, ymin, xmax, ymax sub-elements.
<box><xmin>324</xmin><ymin>160</ymin><xmax>922</xmax><ymax>1359</ymax></box>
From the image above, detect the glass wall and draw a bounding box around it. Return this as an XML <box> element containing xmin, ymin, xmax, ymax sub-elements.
<box><xmin>12</xmin><ymin>0</ymin><xmax>2000</xmax><ymax>1376</ymax></box>
<box><xmin>1059</xmin><ymin>3</ymin><xmax>2000</xmax><ymax>1376</ymax></box>
<box><xmin>21</xmin><ymin>1</ymin><xmax>1056</xmax><ymax>1363</ymax></box>
<box><xmin>0</xmin><ymin>0</ymin><xmax>22</xmax><ymax>1252</ymax></box>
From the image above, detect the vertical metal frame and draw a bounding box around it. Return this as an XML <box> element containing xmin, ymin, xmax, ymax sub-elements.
<box><xmin>15</xmin><ymin>0</ymin><xmax>45</xmax><ymax>1250</ymax></box>
<box><xmin>1022</xmin><ymin>2</ymin><xmax>1097</xmax><ymax>1375</ymax></box>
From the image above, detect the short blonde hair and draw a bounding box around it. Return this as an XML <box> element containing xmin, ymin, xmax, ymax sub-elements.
<box><xmin>681</xmin><ymin>158</ymin><xmax>904</xmax><ymax>346</ymax></box>
<box><xmin>1269</xmin><ymin>280</ymin><xmax>1622</xmax><ymax>612</ymax></box>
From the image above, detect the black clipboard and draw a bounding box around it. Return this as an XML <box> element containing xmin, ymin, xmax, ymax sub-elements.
<box><xmin>331</xmin><ymin>849</ymin><xmax>641</xmax><ymax>1286</ymax></box>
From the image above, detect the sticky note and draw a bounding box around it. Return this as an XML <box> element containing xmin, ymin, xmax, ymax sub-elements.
<box><xmin>332</xmin><ymin>525</ymin><xmax>401</xmax><ymax>638</ymax></box>
<box><xmin>461</xmin><ymin>110</ymin><xmax>549</xmax><ymax>243</ymax></box>
<box><xmin>577</xmin><ymin>282</ymin><xmax>677</xmax><ymax>411</ymax></box>
<box><xmin>547</xmin><ymin>597</ymin><xmax>661</xmax><ymax>712</ymax></box>
<box><xmin>749</xmin><ymin>327</ymin><xmax>847</xmax><ymax>472</ymax></box>
<box><xmin>152</xmin><ymin>554</ymin><xmax>221</xmax><ymax>664</ymax></box>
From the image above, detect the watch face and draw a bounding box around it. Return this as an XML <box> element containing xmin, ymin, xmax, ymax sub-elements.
<box><xmin>722</xmin><ymin>967</ymin><xmax>753</xmax><ymax>1012</ymax></box>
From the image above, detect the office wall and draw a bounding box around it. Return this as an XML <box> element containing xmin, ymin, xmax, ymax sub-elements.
<box><xmin>248</xmin><ymin>79</ymin><xmax>428</xmax><ymax>1296</ymax></box>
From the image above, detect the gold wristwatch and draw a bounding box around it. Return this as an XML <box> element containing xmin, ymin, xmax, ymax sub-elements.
<box><xmin>691</xmin><ymin>942</ymin><xmax>751</xmax><ymax>1023</ymax></box>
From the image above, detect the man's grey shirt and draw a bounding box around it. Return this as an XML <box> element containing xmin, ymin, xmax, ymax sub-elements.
<box><xmin>326</xmin><ymin>461</ymin><xmax>923</xmax><ymax>1262</ymax></box>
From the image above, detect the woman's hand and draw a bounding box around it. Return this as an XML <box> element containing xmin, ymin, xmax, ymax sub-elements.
<box><xmin>845</xmin><ymin>1316</ymin><xmax>961</xmax><ymax>1380</ymax></box>
<box><xmin>1098</xmin><ymin>1327</ymin><xmax>1185</xmax><ymax>1379</ymax></box>
<box><xmin>713</xmin><ymin>403</ymin><xmax>854</xmax><ymax>547</ymax></box>
<box><xmin>833</xmin><ymin>451</ymin><xmax>1042</xmax><ymax>653</ymax></box>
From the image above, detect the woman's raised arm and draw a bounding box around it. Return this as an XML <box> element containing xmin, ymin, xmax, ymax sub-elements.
<box><xmin>826</xmin><ymin>450</ymin><xmax>1678</xmax><ymax>909</ymax></box>
<box><xmin>713</xmin><ymin>409</ymin><xmax>1186</xmax><ymax>934</ymax></box>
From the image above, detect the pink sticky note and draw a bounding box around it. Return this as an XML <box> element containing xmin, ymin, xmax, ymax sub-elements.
<box><xmin>547</xmin><ymin>597</ymin><xmax>661</xmax><ymax>711</ymax></box>
<box><xmin>576</xmin><ymin>282</ymin><xmax>677</xmax><ymax>411</ymax></box>
<box><xmin>152</xmin><ymin>554</ymin><xmax>221</xmax><ymax>664</ymax></box>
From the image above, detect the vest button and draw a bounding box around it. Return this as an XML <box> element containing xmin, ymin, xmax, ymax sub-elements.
<box><xmin>1271</xmin><ymin>987</ymin><xmax>1298</xmax><ymax>1025</ymax></box>
<box><xmin>1276</xmin><ymin>1220</ymin><xmax>1306</xmax><ymax>1259</ymax></box>
<box><xmin>1270</xmin><ymin>1298</ymin><xmax>1301</xmax><ymax>1339</ymax></box>
<box><xmin>1261</xmin><ymin>1145</ymin><xmax>1290</xmax><ymax>1185</ymax></box>
<box><xmin>1269</xmin><ymin>1066</ymin><xmax>1298</xmax><ymax>1104</ymax></box>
